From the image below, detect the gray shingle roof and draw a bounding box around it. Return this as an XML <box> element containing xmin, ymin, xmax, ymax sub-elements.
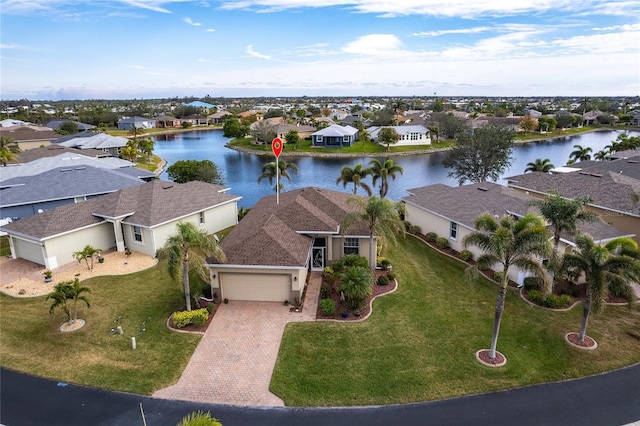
<box><xmin>402</xmin><ymin>182</ymin><xmax>631</xmax><ymax>243</ymax></box>
<box><xmin>220</xmin><ymin>187</ymin><xmax>369</xmax><ymax>267</ymax></box>
<box><xmin>312</xmin><ymin>125</ymin><xmax>358</xmax><ymax>137</ymax></box>
<box><xmin>56</xmin><ymin>133</ymin><xmax>128</xmax><ymax>150</ymax></box>
<box><xmin>15</xmin><ymin>144</ymin><xmax>110</xmax><ymax>164</ymax></box>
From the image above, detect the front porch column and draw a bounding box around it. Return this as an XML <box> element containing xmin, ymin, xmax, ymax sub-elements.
<box><xmin>112</xmin><ymin>219</ymin><xmax>126</xmax><ymax>252</ymax></box>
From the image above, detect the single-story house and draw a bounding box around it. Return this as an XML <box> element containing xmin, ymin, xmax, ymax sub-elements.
<box><xmin>272</xmin><ymin>123</ymin><xmax>317</xmax><ymax>141</ymax></box>
<box><xmin>1</xmin><ymin>180</ymin><xmax>241</xmax><ymax>269</ymax></box>
<box><xmin>44</xmin><ymin>120</ymin><xmax>96</xmax><ymax>132</ymax></box>
<box><xmin>311</xmin><ymin>125</ymin><xmax>359</xmax><ymax>148</ymax></box>
<box><xmin>0</xmin><ymin>126</ymin><xmax>60</xmax><ymax>150</ymax></box>
<box><xmin>16</xmin><ymin>145</ymin><xmax>111</xmax><ymax>163</ymax></box>
<box><xmin>181</xmin><ymin>114</ymin><xmax>209</xmax><ymax>126</ymax></box>
<box><xmin>208</xmin><ymin>187</ymin><xmax>373</xmax><ymax>303</ymax></box>
<box><xmin>402</xmin><ymin>182</ymin><xmax>633</xmax><ymax>285</ymax></box>
<box><xmin>53</xmin><ymin>131</ymin><xmax>129</xmax><ymax>157</ymax></box>
<box><xmin>207</xmin><ymin>111</ymin><xmax>232</xmax><ymax>124</ymax></box>
<box><xmin>367</xmin><ymin>125</ymin><xmax>431</xmax><ymax>146</ymax></box>
<box><xmin>154</xmin><ymin>115</ymin><xmax>182</xmax><ymax>128</ymax></box>
<box><xmin>117</xmin><ymin>116</ymin><xmax>156</xmax><ymax>131</ymax></box>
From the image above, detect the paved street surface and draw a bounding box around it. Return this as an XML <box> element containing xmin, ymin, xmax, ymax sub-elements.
<box><xmin>2</xmin><ymin>364</ymin><xmax>639</xmax><ymax>426</ymax></box>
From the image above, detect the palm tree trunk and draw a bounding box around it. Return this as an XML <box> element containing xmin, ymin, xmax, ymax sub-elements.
<box><xmin>579</xmin><ymin>296</ymin><xmax>591</xmax><ymax>342</ymax></box>
<box><xmin>489</xmin><ymin>277</ymin><xmax>508</xmax><ymax>359</ymax></box>
<box><xmin>183</xmin><ymin>255</ymin><xmax>191</xmax><ymax>312</ymax></box>
<box><xmin>369</xmin><ymin>234</ymin><xmax>376</xmax><ymax>272</ymax></box>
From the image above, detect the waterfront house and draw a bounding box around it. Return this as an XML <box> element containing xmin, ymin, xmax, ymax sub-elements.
<box><xmin>311</xmin><ymin>125</ymin><xmax>359</xmax><ymax>148</ymax></box>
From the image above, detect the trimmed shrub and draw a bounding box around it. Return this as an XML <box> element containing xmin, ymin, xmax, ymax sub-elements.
<box><xmin>545</xmin><ymin>294</ymin><xmax>572</xmax><ymax>308</ymax></box>
<box><xmin>459</xmin><ymin>250</ymin><xmax>473</xmax><ymax>261</ymax></box>
<box><xmin>528</xmin><ymin>290</ymin><xmax>545</xmax><ymax>305</ymax></box>
<box><xmin>377</xmin><ymin>275</ymin><xmax>390</xmax><ymax>286</ymax></box>
<box><xmin>320</xmin><ymin>283</ymin><xmax>332</xmax><ymax>299</ymax></box>
<box><xmin>410</xmin><ymin>225</ymin><xmax>421</xmax><ymax>235</ymax></box>
<box><xmin>379</xmin><ymin>259</ymin><xmax>391</xmax><ymax>271</ymax></box>
<box><xmin>386</xmin><ymin>271</ymin><xmax>396</xmax><ymax>281</ymax></box>
<box><xmin>206</xmin><ymin>303</ymin><xmax>216</xmax><ymax>313</ymax></box>
<box><xmin>172</xmin><ymin>308</ymin><xmax>209</xmax><ymax>328</ymax></box>
<box><xmin>436</xmin><ymin>237</ymin><xmax>449</xmax><ymax>249</ymax></box>
<box><xmin>322</xmin><ymin>266</ymin><xmax>335</xmax><ymax>284</ymax></box>
<box><xmin>332</xmin><ymin>254</ymin><xmax>369</xmax><ymax>273</ymax></box>
<box><xmin>319</xmin><ymin>298</ymin><xmax>336</xmax><ymax>316</ymax></box>
<box><xmin>523</xmin><ymin>276</ymin><xmax>541</xmax><ymax>291</ymax></box>
<box><xmin>425</xmin><ymin>232</ymin><xmax>437</xmax><ymax>242</ymax></box>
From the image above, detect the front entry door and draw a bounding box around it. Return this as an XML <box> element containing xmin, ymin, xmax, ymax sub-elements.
<box><xmin>312</xmin><ymin>247</ymin><xmax>325</xmax><ymax>270</ymax></box>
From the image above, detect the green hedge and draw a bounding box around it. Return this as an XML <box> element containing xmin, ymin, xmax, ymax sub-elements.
<box><xmin>172</xmin><ymin>308</ymin><xmax>209</xmax><ymax>328</ymax></box>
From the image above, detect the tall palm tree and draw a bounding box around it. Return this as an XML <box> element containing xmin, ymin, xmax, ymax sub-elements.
<box><xmin>427</xmin><ymin>125</ymin><xmax>439</xmax><ymax>143</ymax></box>
<box><xmin>343</xmin><ymin>196</ymin><xmax>405</xmax><ymax>272</ymax></box>
<box><xmin>67</xmin><ymin>278</ymin><xmax>91</xmax><ymax>324</ymax></box>
<box><xmin>336</xmin><ymin>164</ymin><xmax>372</xmax><ymax>196</ymax></box>
<box><xmin>258</xmin><ymin>159</ymin><xmax>299</xmax><ymax>192</ymax></box>
<box><xmin>157</xmin><ymin>221</ymin><xmax>225</xmax><ymax>311</ymax></box>
<box><xmin>463</xmin><ymin>213</ymin><xmax>551</xmax><ymax>360</ymax></box>
<box><xmin>368</xmin><ymin>158</ymin><xmax>404</xmax><ymax>198</ymax></box>
<box><xmin>562</xmin><ymin>235</ymin><xmax>640</xmax><ymax>343</ymax></box>
<box><xmin>45</xmin><ymin>278</ymin><xmax>90</xmax><ymax>324</ymax></box>
<box><xmin>594</xmin><ymin>150</ymin><xmax>608</xmax><ymax>161</ymax></box>
<box><xmin>569</xmin><ymin>144</ymin><xmax>592</xmax><ymax>163</ymax></box>
<box><xmin>524</xmin><ymin>158</ymin><xmax>554</xmax><ymax>173</ymax></box>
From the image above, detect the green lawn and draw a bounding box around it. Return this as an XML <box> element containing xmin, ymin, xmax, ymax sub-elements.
<box><xmin>270</xmin><ymin>235</ymin><xmax>640</xmax><ymax>406</ymax></box>
<box><xmin>0</xmin><ymin>236</ymin><xmax>10</xmax><ymax>256</ymax></box>
<box><xmin>0</xmin><ymin>267</ymin><xmax>201</xmax><ymax>395</ymax></box>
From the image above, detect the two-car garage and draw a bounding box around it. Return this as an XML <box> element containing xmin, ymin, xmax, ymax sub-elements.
<box><xmin>219</xmin><ymin>272</ymin><xmax>292</xmax><ymax>302</ymax></box>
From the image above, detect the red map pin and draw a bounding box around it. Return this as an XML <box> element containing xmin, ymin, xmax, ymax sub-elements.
<box><xmin>271</xmin><ymin>137</ymin><xmax>283</xmax><ymax>158</ymax></box>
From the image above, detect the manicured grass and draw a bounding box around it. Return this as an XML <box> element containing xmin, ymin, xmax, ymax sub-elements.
<box><xmin>270</xmin><ymin>235</ymin><xmax>640</xmax><ymax>406</ymax></box>
<box><xmin>514</xmin><ymin>126</ymin><xmax>603</xmax><ymax>142</ymax></box>
<box><xmin>0</xmin><ymin>236</ymin><xmax>10</xmax><ymax>256</ymax></box>
<box><xmin>134</xmin><ymin>154</ymin><xmax>163</xmax><ymax>173</ymax></box>
<box><xmin>0</xmin><ymin>267</ymin><xmax>201</xmax><ymax>395</ymax></box>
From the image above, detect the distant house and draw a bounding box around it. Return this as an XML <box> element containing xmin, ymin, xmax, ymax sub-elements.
<box><xmin>340</xmin><ymin>113</ymin><xmax>369</xmax><ymax>127</ymax></box>
<box><xmin>471</xmin><ymin>116</ymin><xmax>521</xmax><ymax>131</ymax></box>
<box><xmin>16</xmin><ymin>145</ymin><xmax>111</xmax><ymax>163</ymax></box>
<box><xmin>53</xmin><ymin>131</ymin><xmax>129</xmax><ymax>156</ymax></box>
<box><xmin>181</xmin><ymin>114</ymin><xmax>209</xmax><ymax>126</ymax></box>
<box><xmin>1</xmin><ymin>180</ymin><xmax>240</xmax><ymax>269</ymax></box>
<box><xmin>44</xmin><ymin>119</ymin><xmax>95</xmax><ymax>132</ymax></box>
<box><xmin>629</xmin><ymin>110</ymin><xmax>640</xmax><ymax>126</ymax></box>
<box><xmin>367</xmin><ymin>125</ymin><xmax>431</xmax><ymax>146</ymax></box>
<box><xmin>272</xmin><ymin>123</ymin><xmax>316</xmax><ymax>141</ymax></box>
<box><xmin>117</xmin><ymin>116</ymin><xmax>156</xmax><ymax>131</ymax></box>
<box><xmin>402</xmin><ymin>182</ymin><xmax>633</xmax><ymax>285</ymax></box>
<box><xmin>0</xmin><ymin>126</ymin><xmax>60</xmax><ymax>150</ymax></box>
<box><xmin>208</xmin><ymin>110</ymin><xmax>232</xmax><ymax>124</ymax></box>
<box><xmin>208</xmin><ymin>187</ymin><xmax>372</xmax><ymax>302</ymax></box>
<box><xmin>154</xmin><ymin>115</ymin><xmax>181</xmax><ymax>128</ymax></box>
<box><xmin>311</xmin><ymin>125</ymin><xmax>359</xmax><ymax>148</ymax></box>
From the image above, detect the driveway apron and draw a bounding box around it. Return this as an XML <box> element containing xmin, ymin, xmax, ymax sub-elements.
<box><xmin>153</xmin><ymin>272</ymin><xmax>321</xmax><ymax>406</ymax></box>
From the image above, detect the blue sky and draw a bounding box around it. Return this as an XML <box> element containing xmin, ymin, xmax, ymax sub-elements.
<box><xmin>1</xmin><ymin>0</ymin><xmax>639</xmax><ymax>100</ymax></box>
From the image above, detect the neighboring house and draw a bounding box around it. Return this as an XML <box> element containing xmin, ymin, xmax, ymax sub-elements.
<box><xmin>402</xmin><ymin>182</ymin><xmax>633</xmax><ymax>285</ymax></box>
<box><xmin>471</xmin><ymin>116</ymin><xmax>522</xmax><ymax>131</ymax></box>
<box><xmin>403</xmin><ymin>110</ymin><xmax>429</xmax><ymax>125</ymax></box>
<box><xmin>207</xmin><ymin>110</ymin><xmax>232</xmax><ymax>124</ymax></box>
<box><xmin>181</xmin><ymin>114</ymin><xmax>209</xmax><ymax>126</ymax></box>
<box><xmin>311</xmin><ymin>125</ymin><xmax>359</xmax><ymax>148</ymax></box>
<box><xmin>505</xmin><ymin>161</ymin><xmax>640</xmax><ymax>243</ymax></box>
<box><xmin>367</xmin><ymin>125</ymin><xmax>431</xmax><ymax>146</ymax></box>
<box><xmin>15</xmin><ymin>144</ymin><xmax>111</xmax><ymax>163</ymax></box>
<box><xmin>0</xmin><ymin>125</ymin><xmax>60</xmax><ymax>150</ymax></box>
<box><xmin>44</xmin><ymin>119</ymin><xmax>96</xmax><ymax>132</ymax></box>
<box><xmin>208</xmin><ymin>187</ymin><xmax>372</xmax><ymax>303</ymax></box>
<box><xmin>582</xmin><ymin>110</ymin><xmax>602</xmax><ymax>126</ymax></box>
<box><xmin>0</xmin><ymin>152</ymin><xmax>155</xmax><ymax>183</ymax></box>
<box><xmin>0</xmin><ymin>119</ymin><xmax>31</xmax><ymax>127</ymax></box>
<box><xmin>629</xmin><ymin>110</ymin><xmax>640</xmax><ymax>126</ymax></box>
<box><xmin>1</xmin><ymin>180</ymin><xmax>240</xmax><ymax>269</ymax></box>
<box><xmin>0</xmin><ymin>165</ymin><xmax>149</xmax><ymax>220</ymax></box>
<box><xmin>154</xmin><ymin>115</ymin><xmax>181</xmax><ymax>128</ymax></box>
<box><xmin>53</xmin><ymin>131</ymin><xmax>129</xmax><ymax>156</ymax></box>
<box><xmin>117</xmin><ymin>116</ymin><xmax>156</xmax><ymax>130</ymax></box>
<box><xmin>272</xmin><ymin>123</ymin><xmax>316</xmax><ymax>141</ymax></box>
<box><xmin>340</xmin><ymin>113</ymin><xmax>369</xmax><ymax>127</ymax></box>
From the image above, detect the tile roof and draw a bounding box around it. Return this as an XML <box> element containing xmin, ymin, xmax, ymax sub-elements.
<box><xmin>402</xmin><ymin>182</ymin><xmax>631</xmax><ymax>243</ymax></box>
<box><xmin>219</xmin><ymin>187</ymin><xmax>369</xmax><ymax>267</ymax></box>
<box><xmin>2</xmin><ymin>180</ymin><xmax>240</xmax><ymax>239</ymax></box>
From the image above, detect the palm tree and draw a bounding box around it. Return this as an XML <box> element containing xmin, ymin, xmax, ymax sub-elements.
<box><xmin>120</xmin><ymin>140</ymin><xmax>139</xmax><ymax>162</ymax></box>
<box><xmin>463</xmin><ymin>213</ymin><xmax>551</xmax><ymax>360</ymax></box>
<box><xmin>343</xmin><ymin>196</ymin><xmax>405</xmax><ymax>272</ymax></box>
<box><xmin>0</xmin><ymin>136</ymin><xmax>21</xmax><ymax>166</ymax></box>
<box><xmin>339</xmin><ymin>266</ymin><xmax>373</xmax><ymax>310</ymax></box>
<box><xmin>368</xmin><ymin>158</ymin><xmax>404</xmax><ymax>198</ymax></box>
<box><xmin>594</xmin><ymin>150</ymin><xmax>608</xmax><ymax>161</ymax></box>
<box><xmin>562</xmin><ymin>235</ymin><xmax>640</xmax><ymax>344</ymax></box>
<box><xmin>67</xmin><ymin>278</ymin><xmax>91</xmax><ymax>324</ymax></box>
<box><xmin>46</xmin><ymin>283</ymin><xmax>72</xmax><ymax>323</ymax></box>
<box><xmin>157</xmin><ymin>221</ymin><xmax>225</xmax><ymax>311</ymax></box>
<box><xmin>138</xmin><ymin>138</ymin><xmax>155</xmax><ymax>161</ymax></box>
<box><xmin>336</xmin><ymin>164</ymin><xmax>372</xmax><ymax>196</ymax></box>
<box><xmin>524</xmin><ymin>158</ymin><xmax>554</xmax><ymax>173</ymax></box>
<box><xmin>258</xmin><ymin>159</ymin><xmax>299</xmax><ymax>192</ymax></box>
<box><xmin>569</xmin><ymin>144</ymin><xmax>592</xmax><ymax>163</ymax></box>
<box><xmin>72</xmin><ymin>245</ymin><xmax>103</xmax><ymax>270</ymax></box>
<box><xmin>427</xmin><ymin>125</ymin><xmax>439</xmax><ymax>143</ymax></box>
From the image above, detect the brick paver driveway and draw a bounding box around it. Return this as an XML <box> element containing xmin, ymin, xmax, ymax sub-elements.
<box><xmin>153</xmin><ymin>272</ymin><xmax>321</xmax><ymax>406</ymax></box>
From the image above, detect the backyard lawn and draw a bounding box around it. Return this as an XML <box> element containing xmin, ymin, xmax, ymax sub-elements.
<box><xmin>270</xmin><ymin>235</ymin><xmax>640</xmax><ymax>406</ymax></box>
<box><xmin>0</xmin><ymin>267</ymin><xmax>201</xmax><ymax>395</ymax></box>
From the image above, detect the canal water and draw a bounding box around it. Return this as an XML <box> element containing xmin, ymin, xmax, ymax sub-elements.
<box><xmin>153</xmin><ymin>129</ymin><xmax>637</xmax><ymax>208</ymax></box>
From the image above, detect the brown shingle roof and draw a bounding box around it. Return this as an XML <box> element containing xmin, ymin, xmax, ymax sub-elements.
<box><xmin>219</xmin><ymin>187</ymin><xmax>368</xmax><ymax>267</ymax></box>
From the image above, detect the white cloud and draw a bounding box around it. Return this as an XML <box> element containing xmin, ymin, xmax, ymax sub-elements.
<box><xmin>205</xmin><ymin>28</ymin><xmax>216</xmax><ymax>32</ymax></box>
<box><xmin>246</xmin><ymin>45</ymin><xmax>271</xmax><ymax>59</ymax></box>
<box><xmin>184</xmin><ymin>16</ymin><xmax>201</xmax><ymax>26</ymax></box>
<box><xmin>0</xmin><ymin>44</ymin><xmax>22</xmax><ymax>50</ymax></box>
<box><xmin>414</xmin><ymin>26</ymin><xmax>492</xmax><ymax>37</ymax></box>
<box><xmin>342</xmin><ymin>34</ymin><xmax>404</xmax><ymax>56</ymax></box>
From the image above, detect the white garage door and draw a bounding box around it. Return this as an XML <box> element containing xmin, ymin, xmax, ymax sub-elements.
<box><xmin>14</xmin><ymin>239</ymin><xmax>45</xmax><ymax>265</ymax></box>
<box><xmin>220</xmin><ymin>273</ymin><xmax>291</xmax><ymax>302</ymax></box>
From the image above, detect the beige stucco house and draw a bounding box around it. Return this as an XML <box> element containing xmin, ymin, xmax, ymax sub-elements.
<box><xmin>1</xmin><ymin>180</ymin><xmax>240</xmax><ymax>269</ymax></box>
<box><xmin>208</xmin><ymin>187</ymin><xmax>373</xmax><ymax>303</ymax></box>
<box><xmin>402</xmin><ymin>182</ymin><xmax>633</xmax><ymax>285</ymax></box>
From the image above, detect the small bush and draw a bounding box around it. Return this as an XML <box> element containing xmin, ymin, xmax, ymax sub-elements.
<box><xmin>320</xmin><ymin>283</ymin><xmax>332</xmax><ymax>299</ymax></box>
<box><xmin>493</xmin><ymin>271</ymin><xmax>504</xmax><ymax>283</ymax></box>
<box><xmin>377</xmin><ymin>275</ymin><xmax>390</xmax><ymax>286</ymax></box>
<box><xmin>206</xmin><ymin>303</ymin><xmax>216</xmax><ymax>313</ymax></box>
<box><xmin>545</xmin><ymin>294</ymin><xmax>572</xmax><ymax>308</ymax></box>
<box><xmin>436</xmin><ymin>237</ymin><xmax>449</xmax><ymax>249</ymax></box>
<box><xmin>528</xmin><ymin>290</ymin><xmax>545</xmax><ymax>305</ymax></box>
<box><xmin>332</xmin><ymin>254</ymin><xmax>369</xmax><ymax>273</ymax></box>
<box><xmin>425</xmin><ymin>232</ymin><xmax>437</xmax><ymax>242</ymax></box>
<box><xmin>410</xmin><ymin>225</ymin><xmax>421</xmax><ymax>235</ymax></box>
<box><xmin>386</xmin><ymin>272</ymin><xmax>396</xmax><ymax>281</ymax></box>
<box><xmin>323</xmin><ymin>266</ymin><xmax>334</xmax><ymax>280</ymax></box>
<box><xmin>171</xmin><ymin>308</ymin><xmax>209</xmax><ymax>328</ymax></box>
<box><xmin>403</xmin><ymin>220</ymin><xmax>411</xmax><ymax>231</ymax></box>
<box><xmin>459</xmin><ymin>250</ymin><xmax>473</xmax><ymax>261</ymax></box>
<box><xmin>380</xmin><ymin>259</ymin><xmax>391</xmax><ymax>271</ymax></box>
<box><xmin>319</xmin><ymin>298</ymin><xmax>336</xmax><ymax>316</ymax></box>
<box><xmin>523</xmin><ymin>276</ymin><xmax>541</xmax><ymax>291</ymax></box>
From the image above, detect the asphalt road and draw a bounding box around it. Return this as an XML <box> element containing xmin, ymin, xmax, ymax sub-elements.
<box><xmin>1</xmin><ymin>365</ymin><xmax>639</xmax><ymax>426</ymax></box>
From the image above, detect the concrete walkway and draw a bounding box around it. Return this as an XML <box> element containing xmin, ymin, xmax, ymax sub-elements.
<box><xmin>153</xmin><ymin>271</ymin><xmax>322</xmax><ymax>406</ymax></box>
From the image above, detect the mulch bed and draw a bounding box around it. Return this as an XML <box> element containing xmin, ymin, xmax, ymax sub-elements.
<box><xmin>566</xmin><ymin>332</ymin><xmax>597</xmax><ymax>348</ymax></box>
<box><xmin>477</xmin><ymin>349</ymin><xmax>506</xmax><ymax>366</ymax></box>
<box><xmin>167</xmin><ymin>299</ymin><xmax>219</xmax><ymax>333</ymax></box>
<box><xmin>316</xmin><ymin>270</ymin><xmax>396</xmax><ymax>321</ymax></box>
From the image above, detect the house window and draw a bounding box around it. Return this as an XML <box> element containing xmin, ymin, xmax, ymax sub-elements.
<box><xmin>316</xmin><ymin>136</ymin><xmax>323</xmax><ymax>142</ymax></box>
<box><xmin>343</xmin><ymin>136</ymin><xmax>349</xmax><ymax>142</ymax></box>
<box><xmin>344</xmin><ymin>238</ymin><xmax>359</xmax><ymax>255</ymax></box>
<box><xmin>450</xmin><ymin>222</ymin><xmax>458</xmax><ymax>240</ymax></box>
<box><xmin>199</xmin><ymin>212</ymin><xmax>205</xmax><ymax>224</ymax></box>
<box><xmin>133</xmin><ymin>226</ymin><xmax>143</xmax><ymax>243</ymax></box>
